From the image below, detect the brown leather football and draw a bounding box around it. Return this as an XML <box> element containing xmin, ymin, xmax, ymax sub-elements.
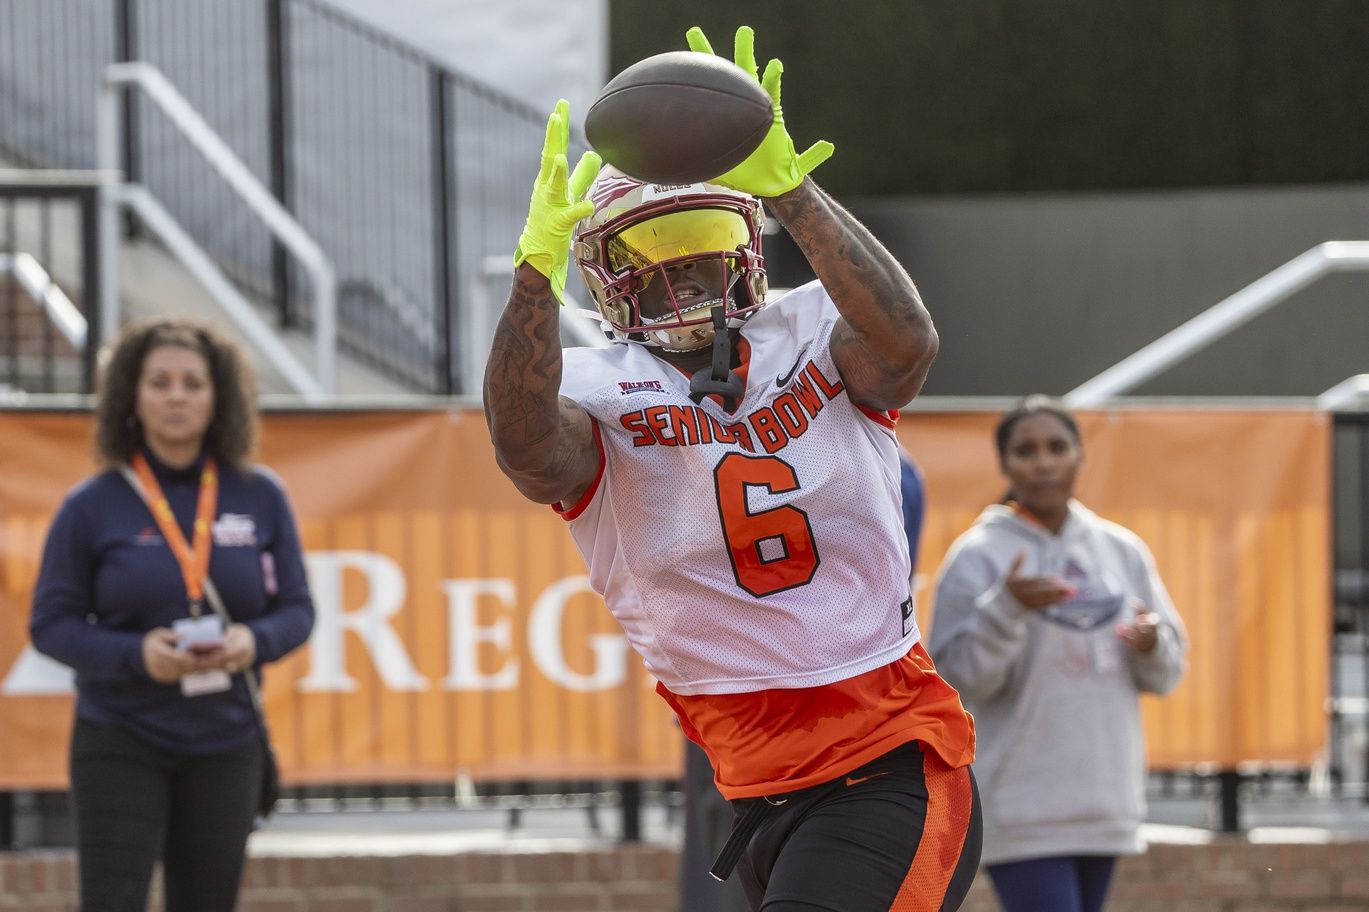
<box><xmin>585</xmin><ymin>51</ymin><xmax>773</xmax><ymax>185</ymax></box>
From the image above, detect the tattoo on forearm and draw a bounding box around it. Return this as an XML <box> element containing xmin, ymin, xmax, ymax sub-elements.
<box><xmin>769</xmin><ymin>180</ymin><xmax>936</xmax><ymax>405</ymax></box>
<box><xmin>484</xmin><ymin>271</ymin><xmax>563</xmax><ymax>451</ymax></box>
<box><xmin>769</xmin><ymin>182</ymin><xmax>922</xmax><ymax>330</ymax></box>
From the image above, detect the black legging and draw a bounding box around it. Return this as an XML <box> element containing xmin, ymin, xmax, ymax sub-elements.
<box><xmin>69</xmin><ymin>717</ymin><xmax>263</xmax><ymax>912</ymax></box>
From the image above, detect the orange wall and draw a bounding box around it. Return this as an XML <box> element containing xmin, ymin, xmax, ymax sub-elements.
<box><xmin>0</xmin><ymin>408</ymin><xmax>1330</xmax><ymax>787</ymax></box>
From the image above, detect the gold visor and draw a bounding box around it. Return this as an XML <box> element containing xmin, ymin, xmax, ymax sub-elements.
<box><xmin>605</xmin><ymin>207</ymin><xmax>751</xmax><ymax>275</ymax></box>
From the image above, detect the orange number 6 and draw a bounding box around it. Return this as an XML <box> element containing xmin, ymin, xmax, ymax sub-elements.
<box><xmin>713</xmin><ymin>452</ymin><xmax>820</xmax><ymax>597</ymax></box>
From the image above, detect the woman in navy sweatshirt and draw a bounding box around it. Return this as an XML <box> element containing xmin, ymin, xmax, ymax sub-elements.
<box><xmin>30</xmin><ymin>319</ymin><xmax>314</xmax><ymax>912</ymax></box>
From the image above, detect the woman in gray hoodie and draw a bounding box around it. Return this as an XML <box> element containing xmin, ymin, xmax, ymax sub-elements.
<box><xmin>927</xmin><ymin>396</ymin><xmax>1187</xmax><ymax>912</ymax></box>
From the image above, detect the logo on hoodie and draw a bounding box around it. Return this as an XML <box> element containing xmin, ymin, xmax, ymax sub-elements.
<box><xmin>1043</xmin><ymin>594</ymin><xmax>1124</xmax><ymax>631</ymax></box>
<box><xmin>1042</xmin><ymin>559</ymin><xmax>1123</xmax><ymax>631</ymax></box>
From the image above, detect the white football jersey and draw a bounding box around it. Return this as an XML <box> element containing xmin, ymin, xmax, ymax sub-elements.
<box><xmin>559</xmin><ymin>281</ymin><xmax>917</xmax><ymax>695</ymax></box>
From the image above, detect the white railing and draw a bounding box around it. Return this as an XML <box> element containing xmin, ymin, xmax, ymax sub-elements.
<box><xmin>1317</xmin><ymin>374</ymin><xmax>1369</xmax><ymax>411</ymax></box>
<box><xmin>0</xmin><ymin>252</ymin><xmax>87</xmax><ymax>350</ymax></box>
<box><xmin>1065</xmin><ymin>242</ymin><xmax>1369</xmax><ymax>408</ymax></box>
<box><xmin>97</xmin><ymin>62</ymin><xmax>336</xmax><ymax>399</ymax></box>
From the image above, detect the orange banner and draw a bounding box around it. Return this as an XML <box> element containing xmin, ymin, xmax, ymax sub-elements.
<box><xmin>902</xmin><ymin>409</ymin><xmax>1331</xmax><ymax>771</ymax></box>
<box><xmin>0</xmin><ymin>408</ymin><xmax>1329</xmax><ymax>788</ymax></box>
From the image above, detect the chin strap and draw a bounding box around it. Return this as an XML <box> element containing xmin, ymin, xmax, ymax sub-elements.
<box><xmin>688</xmin><ymin>307</ymin><xmax>745</xmax><ymax>412</ymax></box>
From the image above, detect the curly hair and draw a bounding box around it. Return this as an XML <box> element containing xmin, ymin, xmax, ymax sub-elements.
<box><xmin>94</xmin><ymin>319</ymin><xmax>259</xmax><ymax>468</ymax></box>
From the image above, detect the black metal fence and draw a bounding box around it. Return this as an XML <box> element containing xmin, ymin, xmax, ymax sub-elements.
<box><xmin>0</xmin><ymin>177</ymin><xmax>101</xmax><ymax>393</ymax></box>
<box><xmin>0</xmin><ymin>0</ymin><xmax>561</xmax><ymax>393</ymax></box>
<box><xmin>1331</xmin><ymin>413</ymin><xmax>1369</xmax><ymax>796</ymax></box>
<box><xmin>0</xmin><ymin>778</ymin><xmax>673</xmax><ymax>850</ymax></box>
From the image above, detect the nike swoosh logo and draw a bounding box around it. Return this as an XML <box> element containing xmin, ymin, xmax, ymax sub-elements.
<box><xmin>776</xmin><ymin>347</ymin><xmax>809</xmax><ymax>388</ymax></box>
<box><xmin>845</xmin><ymin>771</ymin><xmax>891</xmax><ymax>787</ymax></box>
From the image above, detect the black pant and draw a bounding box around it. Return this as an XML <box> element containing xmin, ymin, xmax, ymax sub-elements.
<box><xmin>69</xmin><ymin>717</ymin><xmax>263</xmax><ymax>912</ymax></box>
<box><xmin>735</xmin><ymin>742</ymin><xmax>982</xmax><ymax>911</ymax></box>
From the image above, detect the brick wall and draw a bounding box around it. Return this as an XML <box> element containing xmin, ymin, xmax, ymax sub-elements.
<box><xmin>3</xmin><ymin>839</ymin><xmax>1369</xmax><ymax>910</ymax></box>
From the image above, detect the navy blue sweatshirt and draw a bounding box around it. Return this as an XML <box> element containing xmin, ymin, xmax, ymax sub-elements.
<box><xmin>30</xmin><ymin>449</ymin><xmax>314</xmax><ymax>754</ymax></box>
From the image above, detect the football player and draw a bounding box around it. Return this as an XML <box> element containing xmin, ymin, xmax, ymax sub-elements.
<box><xmin>484</xmin><ymin>25</ymin><xmax>981</xmax><ymax>912</ymax></box>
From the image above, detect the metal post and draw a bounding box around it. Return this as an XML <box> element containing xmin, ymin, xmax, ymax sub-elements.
<box><xmin>97</xmin><ymin>78</ymin><xmax>123</xmax><ymax>348</ymax></box>
<box><xmin>5</xmin><ymin>201</ymin><xmax>17</xmax><ymax>389</ymax></box>
<box><xmin>507</xmin><ymin>780</ymin><xmax>530</xmax><ymax>832</ymax></box>
<box><xmin>430</xmin><ymin>67</ymin><xmax>455</xmax><ymax>394</ymax></box>
<box><xmin>1328</xmin><ymin>417</ymin><xmax>1343</xmax><ymax>797</ymax></box>
<box><xmin>39</xmin><ymin>201</ymin><xmax>54</xmax><ymax>391</ymax></box>
<box><xmin>1218</xmin><ymin>769</ymin><xmax>1242</xmax><ymax>832</ymax></box>
<box><xmin>266</xmin><ymin>0</ymin><xmax>293</xmax><ymax>328</ymax></box>
<box><xmin>620</xmin><ymin>778</ymin><xmax>642</xmax><ymax>843</ymax></box>
<box><xmin>1360</xmin><ymin>421</ymin><xmax>1369</xmax><ymax>804</ymax></box>
<box><xmin>80</xmin><ymin>186</ymin><xmax>101</xmax><ymax>390</ymax></box>
<box><xmin>114</xmin><ymin>0</ymin><xmax>140</xmax><ymax>239</ymax></box>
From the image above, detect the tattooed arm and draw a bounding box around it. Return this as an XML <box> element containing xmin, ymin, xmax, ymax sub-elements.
<box><xmin>767</xmin><ymin>179</ymin><xmax>938</xmax><ymax>410</ymax></box>
<box><xmin>485</xmin><ymin>99</ymin><xmax>601</xmax><ymax>506</ymax></box>
<box><xmin>483</xmin><ymin>265</ymin><xmax>599</xmax><ymax>506</ymax></box>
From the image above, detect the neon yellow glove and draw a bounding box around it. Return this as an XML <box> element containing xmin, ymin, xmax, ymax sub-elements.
<box><xmin>686</xmin><ymin>25</ymin><xmax>834</xmax><ymax>198</ymax></box>
<box><xmin>513</xmin><ymin>99</ymin><xmax>603</xmax><ymax>303</ymax></box>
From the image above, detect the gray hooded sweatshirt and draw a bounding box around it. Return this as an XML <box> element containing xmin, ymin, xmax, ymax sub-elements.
<box><xmin>927</xmin><ymin>501</ymin><xmax>1187</xmax><ymax>866</ymax></box>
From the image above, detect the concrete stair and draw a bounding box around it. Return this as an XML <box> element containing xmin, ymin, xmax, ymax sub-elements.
<box><xmin>2</xmin><ymin>163</ymin><xmax>421</xmax><ymax>398</ymax></box>
<box><xmin>117</xmin><ymin>231</ymin><xmax>415</xmax><ymax>397</ymax></box>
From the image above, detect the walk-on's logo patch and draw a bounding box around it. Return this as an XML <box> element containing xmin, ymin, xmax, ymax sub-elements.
<box><xmin>1041</xmin><ymin>558</ymin><xmax>1123</xmax><ymax>631</ymax></box>
<box><xmin>212</xmin><ymin>514</ymin><xmax>258</xmax><ymax>547</ymax></box>
<box><xmin>1043</xmin><ymin>594</ymin><xmax>1124</xmax><ymax>631</ymax></box>
<box><xmin>618</xmin><ymin>379</ymin><xmax>665</xmax><ymax>397</ymax></box>
<box><xmin>1061</xmin><ymin>558</ymin><xmax>1089</xmax><ymax>583</ymax></box>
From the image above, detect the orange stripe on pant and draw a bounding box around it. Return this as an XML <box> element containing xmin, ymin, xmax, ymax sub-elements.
<box><xmin>889</xmin><ymin>757</ymin><xmax>980</xmax><ymax>911</ymax></box>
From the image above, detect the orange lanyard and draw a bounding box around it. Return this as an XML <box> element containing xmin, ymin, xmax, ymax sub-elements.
<box><xmin>132</xmin><ymin>452</ymin><xmax>218</xmax><ymax>613</ymax></box>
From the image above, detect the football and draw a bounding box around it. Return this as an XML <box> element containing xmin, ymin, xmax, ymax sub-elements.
<box><xmin>585</xmin><ymin>51</ymin><xmax>773</xmax><ymax>185</ymax></box>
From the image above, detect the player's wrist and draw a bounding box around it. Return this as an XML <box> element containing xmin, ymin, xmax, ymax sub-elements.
<box><xmin>511</xmin><ymin>257</ymin><xmax>565</xmax><ymax>304</ymax></box>
<box><xmin>718</xmin><ymin>163</ymin><xmax>802</xmax><ymax>199</ymax></box>
<box><xmin>762</xmin><ymin>174</ymin><xmax>810</xmax><ymax>202</ymax></box>
<box><xmin>514</xmin><ymin>241</ymin><xmax>557</xmax><ymax>275</ymax></box>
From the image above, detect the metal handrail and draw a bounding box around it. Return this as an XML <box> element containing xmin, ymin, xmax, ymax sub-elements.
<box><xmin>97</xmin><ymin>62</ymin><xmax>337</xmax><ymax>398</ymax></box>
<box><xmin>1065</xmin><ymin>241</ymin><xmax>1369</xmax><ymax>407</ymax></box>
<box><xmin>1318</xmin><ymin>374</ymin><xmax>1369</xmax><ymax>411</ymax></box>
<box><xmin>0</xmin><ymin>252</ymin><xmax>87</xmax><ymax>350</ymax></box>
<box><xmin>119</xmin><ymin>186</ymin><xmax>325</xmax><ymax>398</ymax></box>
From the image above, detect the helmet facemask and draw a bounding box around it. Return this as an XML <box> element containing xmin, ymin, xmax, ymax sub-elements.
<box><xmin>575</xmin><ymin>171</ymin><xmax>768</xmax><ymax>351</ymax></box>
